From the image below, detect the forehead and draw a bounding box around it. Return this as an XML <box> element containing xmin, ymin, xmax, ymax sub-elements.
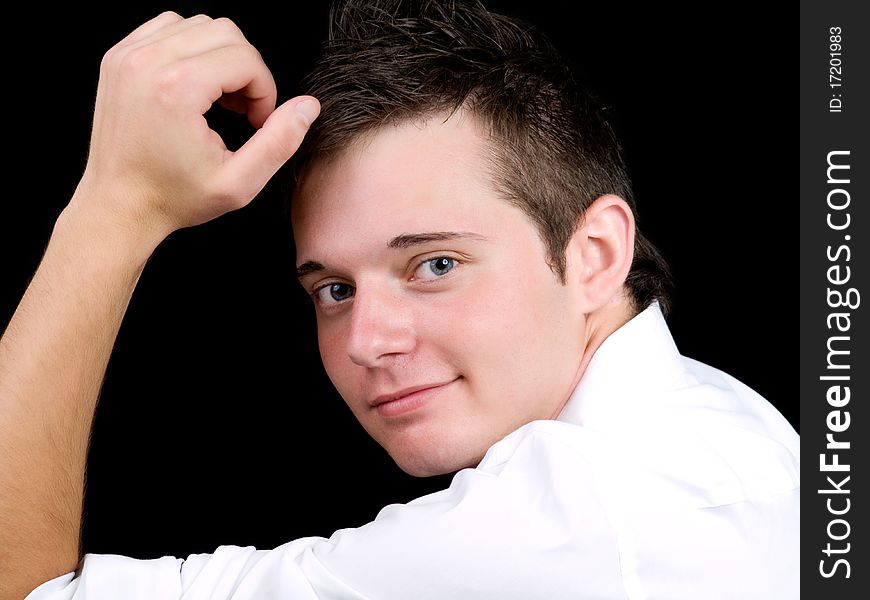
<box><xmin>291</xmin><ymin>111</ymin><xmax>502</xmax><ymax>243</ymax></box>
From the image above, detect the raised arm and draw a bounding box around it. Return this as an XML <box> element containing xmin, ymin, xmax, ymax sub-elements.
<box><xmin>0</xmin><ymin>12</ymin><xmax>318</xmax><ymax>599</ymax></box>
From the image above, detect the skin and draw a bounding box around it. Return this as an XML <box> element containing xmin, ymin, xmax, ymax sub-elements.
<box><xmin>0</xmin><ymin>12</ymin><xmax>634</xmax><ymax>600</ymax></box>
<box><xmin>294</xmin><ymin>111</ymin><xmax>635</xmax><ymax>477</ymax></box>
<box><xmin>0</xmin><ymin>13</ymin><xmax>318</xmax><ymax>599</ymax></box>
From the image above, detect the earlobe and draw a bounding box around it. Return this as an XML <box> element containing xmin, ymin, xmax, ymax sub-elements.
<box><xmin>567</xmin><ymin>194</ymin><xmax>635</xmax><ymax>312</ymax></box>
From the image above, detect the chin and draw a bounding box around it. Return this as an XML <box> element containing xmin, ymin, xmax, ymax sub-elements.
<box><xmin>393</xmin><ymin>457</ymin><xmax>453</xmax><ymax>478</ymax></box>
<box><xmin>388</xmin><ymin>443</ymin><xmax>482</xmax><ymax>478</ymax></box>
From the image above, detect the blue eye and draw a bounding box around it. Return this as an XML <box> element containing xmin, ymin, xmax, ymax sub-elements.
<box><xmin>314</xmin><ymin>282</ymin><xmax>355</xmax><ymax>305</ymax></box>
<box><xmin>415</xmin><ymin>257</ymin><xmax>456</xmax><ymax>280</ymax></box>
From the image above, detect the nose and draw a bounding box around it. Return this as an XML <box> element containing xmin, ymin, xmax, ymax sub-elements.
<box><xmin>346</xmin><ymin>286</ymin><xmax>416</xmax><ymax>367</ymax></box>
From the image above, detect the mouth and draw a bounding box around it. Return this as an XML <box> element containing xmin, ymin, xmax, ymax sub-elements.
<box><xmin>371</xmin><ymin>378</ymin><xmax>459</xmax><ymax>418</ymax></box>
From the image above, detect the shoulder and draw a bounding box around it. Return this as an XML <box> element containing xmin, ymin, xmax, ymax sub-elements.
<box><xmin>480</xmin><ymin>359</ymin><xmax>800</xmax><ymax>512</ymax></box>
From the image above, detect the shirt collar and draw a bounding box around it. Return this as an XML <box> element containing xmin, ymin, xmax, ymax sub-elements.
<box><xmin>557</xmin><ymin>302</ymin><xmax>684</xmax><ymax>428</ymax></box>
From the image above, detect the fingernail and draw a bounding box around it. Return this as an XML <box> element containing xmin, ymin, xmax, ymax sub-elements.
<box><xmin>295</xmin><ymin>99</ymin><xmax>320</xmax><ymax>127</ymax></box>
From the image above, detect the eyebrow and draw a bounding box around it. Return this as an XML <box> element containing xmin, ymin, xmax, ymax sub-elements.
<box><xmin>296</xmin><ymin>231</ymin><xmax>487</xmax><ymax>279</ymax></box>
<box><xmin>387</xmin><ymin>231</ymin><xmax>487</xmax><ymax>249</ymax></box>
<box><xmin>296</xmin><ymin>261</ymin><xmax>326</xmax><ymax>279</ymax></box>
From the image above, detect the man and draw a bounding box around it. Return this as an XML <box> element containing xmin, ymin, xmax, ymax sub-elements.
<box><xmin>2</xmin><ymin>1</ymin><xmax>798</xmax><ymax>598</ymax></box>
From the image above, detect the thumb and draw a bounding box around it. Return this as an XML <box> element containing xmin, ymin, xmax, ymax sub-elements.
<box><xmin>220</xmin><ymin>96</ymin><xmax>320</xmax><ymax>200</ymax></box>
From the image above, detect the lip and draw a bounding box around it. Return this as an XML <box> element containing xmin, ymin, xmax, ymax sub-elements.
<box><xmin>371</xmin><ymin>379</ymin><xmax>457</xmax><ymax>418</ymax></box>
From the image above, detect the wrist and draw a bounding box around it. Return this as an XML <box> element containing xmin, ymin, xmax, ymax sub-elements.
<box><xmin>57</xmin><ymin>183</ymin><xmax>171</xmax><ymax>271</ymax></box>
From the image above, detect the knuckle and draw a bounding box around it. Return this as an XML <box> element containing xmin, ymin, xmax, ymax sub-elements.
<box><xmin>212</xmin><ymin>16</ymin><xmax>242</xmax><ymax>38</ymax></box>
<box><xmin>226</xmin><ymin>44</ymin><xmax>264</xmax><ymax>72</ymax></box>
<box><xmin>215</xmin><ymin>183</ymin><xmax>248</xmax><ymax>211</ymax></box>
<box><xmin>187</xmin><ymin>13</ymin><xmax>211</xmax><ymax>23</ymax></box>
<box><xmin>99</xmin><ymin>47</ymin><xmax>117</xmax><ymax>75</ymax></box>
<box><xmin>241</xmin><ymin>43</ymin><xmax>264</xmax><ymax>64</ymax></box>
<box><xmin>209</xmin><ymin>179</ymin><xmax>247</xmax><ymax>209</ymax></box>
<box><xmin>152</xmin><ymin>64</ymin><xmax>190</xmax><ymax>105</ymax></box>
<box><xmin>158</xmin><ymin>10</ymin><xmax>183</xmax><ymax>20</ymax></box>
<box><xmin>102</xmin><ymin>46</ymin><xmax>151</xmax><ymax>87</ymax></box>
<box><xmin>124</xmin><ymin>47</ymin><xmax>151</xmax><ymax>72</ymax></box>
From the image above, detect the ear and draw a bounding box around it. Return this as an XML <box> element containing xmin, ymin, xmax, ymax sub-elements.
<box><xmin>565</xmin><ymin>194</ymin><xmax>635</xmax><ymax>312</ymax></box>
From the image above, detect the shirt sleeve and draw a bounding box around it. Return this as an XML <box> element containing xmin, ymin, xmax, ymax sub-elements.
<box><xmin>24</xmin><ymin>424</ymin><xmax>627</xmax><ymax>600</ymax></box>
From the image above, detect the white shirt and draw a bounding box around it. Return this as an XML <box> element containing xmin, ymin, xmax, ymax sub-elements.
<box><xmin>26</xmin><ymin>304</ymin><xmax>800</xmax><ymax>599</ymax></box>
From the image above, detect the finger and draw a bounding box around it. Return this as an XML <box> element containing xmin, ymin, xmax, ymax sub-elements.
<box><xmin>114</xmin><ymin>11</ymin><xmax>185</xmax><ymax>49</ymax></box>
<box><xmin>217</xmin><ymin>96</ymin><xmax>320</xmax><ymax>200</ymax></box>
<box><xmin>128</xmin><ymin>16</ymin><xmax>251</xmax><ymax>63</ymax></box>
<box><xmin>166</xmin><ymin>45</ymin><xmax>278</xmax><ymax>127</ymax></box>
<box><xmin>123</xmin><ymin>13</ymin><xmax>212</xmax><ymax>51</ymax></box>
<box><xmin>106</xmin><ymin>15</ymin><xmax>214</xmax><ymax>78</ymax></box>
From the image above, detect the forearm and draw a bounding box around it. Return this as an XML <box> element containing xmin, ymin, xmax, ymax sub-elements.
<box><xmin>0</xmin><ymin>10</ymin><xmax>316</xmax><ymax>597</ymax></box>
<box><xmin>0</xmin><ymin>199</ymin><xmax>163</xmax><ymax>599</ymax></box>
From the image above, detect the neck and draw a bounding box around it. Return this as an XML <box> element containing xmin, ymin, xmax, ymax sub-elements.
<box><xmin>549</xmin><ymin>295</ymin><xmax>635</xmax><ymax>419</ymax></box>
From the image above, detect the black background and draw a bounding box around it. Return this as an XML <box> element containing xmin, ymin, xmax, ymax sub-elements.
<box><xmin>2</xmin><ymin>1</ymin><xmax>793</xmax><ymax>559</ymax></box>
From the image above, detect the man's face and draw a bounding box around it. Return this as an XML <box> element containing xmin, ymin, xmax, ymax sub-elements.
<box><xmin>292</xmin><ymin>112</ymin><xmax>587</xmax><ymax>476</ymax></box>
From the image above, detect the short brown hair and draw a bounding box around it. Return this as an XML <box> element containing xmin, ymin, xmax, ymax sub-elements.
<box><xmin>293</xmin><ymin>0</ymin><xmax>673</xmax><ymax>314</ymax></box>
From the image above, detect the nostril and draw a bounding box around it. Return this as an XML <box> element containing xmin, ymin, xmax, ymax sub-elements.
<box><xmin>346</xmin><ymin>315</ymin><xmax>416</xmax><ymax>367</ymax></box>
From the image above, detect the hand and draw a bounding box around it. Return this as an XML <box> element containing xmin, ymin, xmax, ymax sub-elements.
<box><xmin>72</xmin><ymin>11</ymin><xmax>319</xmax><ymax>241</ymax></box>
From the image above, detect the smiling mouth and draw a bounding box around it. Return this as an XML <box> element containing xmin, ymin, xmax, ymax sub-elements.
<box><xmin>371</xmin><ymin>378</ymin><xmax>459</xmax><ymax>418</ymax></box>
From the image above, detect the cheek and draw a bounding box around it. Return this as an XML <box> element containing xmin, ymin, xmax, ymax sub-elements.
<box><xmin>445</xmin><ymin>267</ymin><xmax>574</xmax><ymax>400</ymax></box>
<box><xmin>434</xmin><ymin>270</ymin><xmax>545</xmax><ymax>375</ymax></box>
<box><xmin>316</xmin><ymin>321</ymin><xmax>353</xmax><ymax>390</ymax></box>
<box><xmin>474</xmin><ymin>265</ymin><xmax>554</xmax><ymax>333</ymax></box>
